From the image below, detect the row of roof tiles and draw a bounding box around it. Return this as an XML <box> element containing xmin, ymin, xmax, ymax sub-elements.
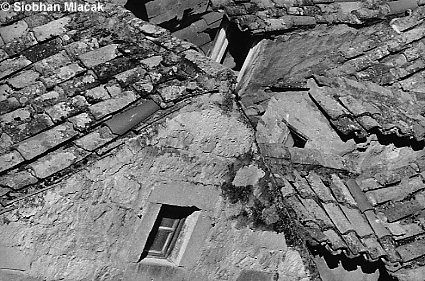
<box><xmin>0</xmin><ymin>5</ymin><xmax>235</xmax><ymax>209</ymax></box>
<box><xmin>241</xmin><ymin>9</ymin><xmax>425</xmax><ymax>144</ymax></box>
<box><xmin>212</xmin><ymin>0</ymin><xmax>425</xmax><ymax>33</ymax></box>
<box><xmin>259</xmin><ymin>143</ymin><xmax>425</xmax><ymax>271</ymax></box>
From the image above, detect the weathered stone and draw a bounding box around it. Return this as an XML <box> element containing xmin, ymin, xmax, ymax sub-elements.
<box><xmin>24</xmin><ymin>13</ymin><xmax>53</xmax><ymax>28</ymax></box>
<box><xmin>45</xmin><ymin>95</ymin><xmax>89</xmax><ymax>122</ymax></box>
<box><xmin>32</xmin><ymin>51</ymin><xmax>72</xmax><ymax>76</ymax></box>
<box><xmin>33</xmin><ymin>16</ymin><xmax>71</xmax><ymax>42</ymax></box>
<box><xmin>128</xmin><ymin>19</ymin><xmax>169</xmax><ymax>37</ymax></box>
<box><xmin>329</xmin><ymin>174</ymin><xmax>357</xmax><ymax>205</ymax></box>
<box><xmin>40</xmin><ymin>63</ymin><xmax>86</xmax><ymax>88</ymax></box>
<box><xmin>382</xmin><ymin>199</ymin><xmax>423</xmax><ymax>222</ymax></box>
<box><xmin>17</xmin><ymin>81</ymin><xmax>46</xmax><ymax>105</ymax></box>
<box><xmin>115</xmin><ymin>67</ymin><xmax>147</xmax><ymax>86</ymax></box>
<box><xmin>342</xmin><ymin>232</ymin><xmax>368</xmax><ymax>256</ymax></box>
<box><xmin>148</xmin><ymin>182</ymin><xmax>220</xmax><ymax>210</ymax></box>
<box><xmin>361</xmin><ymin>237</ymin><xmax>386</xmax><ymax>260</ymax></box>
<box><xmin>64</xmin><ymin>38</ymin><xmax>99</xmax><ymax>58</ymax></box>
<box><xmin>1</xmin><ymin>109</ymin><xmax>55</xmax><ymax>143</ymax></box>
<box><xmin>396</xmin><ymin>239</ymin><xmax>425</xmax><ymax>262</ymax></box>
<box><xmin>308</xmin><ymin>80</ymin><xmax>349</xmax><ymax>120</ymax></box>
<box><xmin>258</xmin><ymin>143</ymin><xmax>291</xmax><ymax>159</ymax></box>
<box><xmin>68</xmin><ymin>112</ymin><xmax>95</xmax><ymax>131</ymax></box>
<box><xmin>89</xmin><ymin>90</ymin><xmax>137</xmax><ymax>120</ymax></box>
<box><xmin>323</xmin><ymin>202</ymin><xmax>352</xmax><ymax>234</ymax></box>
<box><xmin>3</xmin><ymin>31</ymin><xmax>38</xmax><ymax>56</ymax></box>
<box><xmin>59</xmin><ymin>72</ymin><xmax>99</xmax><ymax>97</ymax></box>
<box><xmin>7</xmin><ymin>70</ymin><xmax>40</xmax><ymax>89</ymax></box>
<box><xmin>0</xmin><ymin>56</ymin><xmax>31</xmax><ymax>80</ymax></box>
<box><xmin>0</xmin><ymin>20</ymin><xmax>28</xmax><ymax>43</ymax></box>
<box><xmin>364</xmin><ymin>210</ymin><xmax>391</xmax><ymax>238</ymax></box>
<box><xmin>232</xmin><ymin>164</ymin><xmax>265</xmax><ymax>187</ymax></box>
<box><xmin>0</xmin><ymin>150</ymin><xmax>24</xmax><ymax>173</ymax></box>
<box><xmin>306</xmin><ymin>172</ymin><xmax>335</xmax><ymax>202</ymax></box>
<box><xmin>0</xmin><ymin>107</ymin><xmax>31</xmax><ymax>125</ymax></box>
<box><xmin>84</xmin><ymin>85</ymin><xmax>110</xmax><ymax>103</ymax></box>
<box><xmin>22</xmin><ymin>38</ymin><xmax>63</xmax><ymax>62</ymax></box>
<box><xmin>79</xmin><ymin>44</ymin><xmax>119</xmax><ymax>68</ymax></box>
<box><xmin>92</xmin><ymin>56</ymin><xmax>139</xmax><ymax>82</ymax></box>
<box><xmin>140</xmin><ymin>55</ymin><xmax>163</xmax><ymax>69</ymax></box>
<box><xmin>0</xmin><ymin>169</ymin><xmax>38</xmax><ymax>189</ymax></box>
<box><xmin>16</xmin><ymin>122</ymin><xmax>78</xmax><ymax>160</ymax></box>
<box><xmin>157</xmin><ymin>84</ymin><xmax>188</xmax><ymax>102</ymax></box>
<box><xmin>29</xmin><ymin>146</ymin><xmax>89</xmax><ymax>178</ymax></box>
<box><xmin>366</xmin><ymin>176</ymin><xmax>423</xmax><ymax>204</ymax></box>
<box><xmin>340</xmin><ymin>206</ymin><xmax>373</xmax><ymax>237</ymax></box>
<box><xmin>74</xmin><ymin>126</ymin><xmax>115</xmax><ymax>151</ymax></box>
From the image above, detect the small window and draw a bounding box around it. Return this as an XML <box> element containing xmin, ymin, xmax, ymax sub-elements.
<box><xmin>209</xmin><ymin>17</ymin><xmax>252</xmax><ymax>72</ymax></box>
<box><xmin>141</xmin><ymin>205</ymin><xmax>196</xmax><ymax>259</ymax></box>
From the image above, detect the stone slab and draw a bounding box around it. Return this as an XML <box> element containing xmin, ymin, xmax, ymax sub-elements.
<box><xmin>149</xmin><ymin>182</ymin><xmax>220</xmax><ymax>211</ymax></box>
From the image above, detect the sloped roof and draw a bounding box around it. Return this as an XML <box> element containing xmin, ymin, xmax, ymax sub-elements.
<box><xmin>0</xmin><ymin>3</ymin><xmax>235</xmax><ymax>212</ymax></box>
<box><xmin>212</xmin><ymin>0</ymin><xmax>425</xmax><ymax>34</ymax></box>
<box><xmin>240</xmin><ymin>7</ymin><xmax>425</xmax><ymax>278</ymax></box>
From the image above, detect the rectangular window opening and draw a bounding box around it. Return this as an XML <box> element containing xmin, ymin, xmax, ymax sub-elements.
<box><xmin>141</xmin><ymin>205</ymin><xmax>198</xmax><ymax>260</ymax></box>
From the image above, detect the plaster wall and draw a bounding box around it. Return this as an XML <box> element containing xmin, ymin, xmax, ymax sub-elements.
<box><xmin>0</xmin><ymin>96</ymin><xmax>309</xmax><ymax>281</ymax></box>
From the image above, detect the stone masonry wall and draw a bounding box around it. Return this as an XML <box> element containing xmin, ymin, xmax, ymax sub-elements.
<box><xmin>0</xmin><ymin>92</ymin><xmax>309</xmax><ymax>281</ymax></box>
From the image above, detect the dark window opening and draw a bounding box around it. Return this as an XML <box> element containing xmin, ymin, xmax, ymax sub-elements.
<box><xmin>220</xmin><ymin>19</ymin><xmax>252</xmax><ymax>72</ymax></box>
<box><xmin>141</xmin><ymin>205</ymin><xmax>197</xmax><ymax>260</ymax></box>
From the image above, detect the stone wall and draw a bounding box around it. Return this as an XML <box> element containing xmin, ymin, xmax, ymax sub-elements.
<box><xmin>0</xmin><ymin>92</ymin><xmax>310</xmax><ymax>281</ymax></box>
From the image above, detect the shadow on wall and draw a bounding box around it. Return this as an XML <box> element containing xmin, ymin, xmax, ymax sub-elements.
<box><xmin>308</xmin><ymin>244</ymin><xmax>397</xmax><ymax>281</ymax></box>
